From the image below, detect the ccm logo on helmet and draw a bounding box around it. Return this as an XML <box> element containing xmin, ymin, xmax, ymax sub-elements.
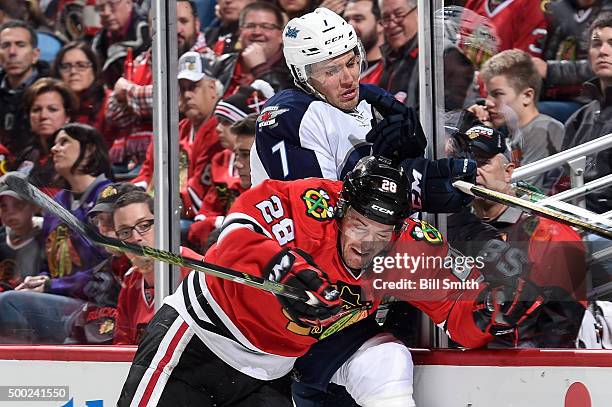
<box><xmin>325</xmin><ymin>35</ymin><xmax>344</xmax><ymax>44</ymax></box>
<box><xmin>371</xmin><ymin>205</ymin><xmax>394</xmax><ymax>215</ymax></box>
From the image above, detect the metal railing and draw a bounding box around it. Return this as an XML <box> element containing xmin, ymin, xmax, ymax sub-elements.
<box><xmin>511</xmin><ymin>133</ymin><xmax>612</xmax><ymax>209</ymax></box>
<box><xmin>511</xmin><ymin>133</ymin><xmax>612</xmax><ymax>182</ymax></box>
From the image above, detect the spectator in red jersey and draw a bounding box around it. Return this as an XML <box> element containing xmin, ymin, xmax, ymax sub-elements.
<box><xmin>112</xmin><ymin>189</ymin><xmax>201</xmax><ymax>345</ymax></box>
<box><xmin>52</xmin><ymin>41</ymin><xmax>117</xmax><ymax>149</ymax></box>
<box><xmin>132</xmin><ymin>51</ymin><xmax>224</xmax><ymax>236</ymax></box>
<box><xmin>106</xmin><ymin>0</ymin><xmax>209</xmax><ymax>177</ymax></box>
<box><xmin>343</xmin><ymin>0</ymin><xmax>384</xmax><ymax>85</ymax></box>
<box><xmin>187</xmin><ymin>87</ymin><xmax>268</xmax><ymax>251</ymax></box>
<box><xmin>448</xmin><ymin>122</ymin><xmax>587</xmax><ymax>348</ymax></box>
<box><xmin>464</xmin><ymin>0</ymin><xmax>548</xmax><ymax>58</ymax></box>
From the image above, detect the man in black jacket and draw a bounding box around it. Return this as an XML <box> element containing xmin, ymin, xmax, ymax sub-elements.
<box><xmin>0</xmin><ymin>20</ymin><xmax>49</xmax><ymax>147</ymax></box>
<box><xmin>562</xmin><ymin>11</ymin><xmax>612</xmax><ymax>214</ymax></box>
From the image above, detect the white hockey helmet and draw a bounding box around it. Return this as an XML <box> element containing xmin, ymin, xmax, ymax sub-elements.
<box><xmin>283</xmin><ymin>8</ymin><xmax>366</xmax><ymax>94</ymax></box>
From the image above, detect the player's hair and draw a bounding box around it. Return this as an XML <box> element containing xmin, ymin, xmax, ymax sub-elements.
<box><xmin>177</xmin><ymin>0</ymin><xmax>198</xmax><ymax>18</ymax></box>
<box><xmin>480</xmin><ymin>49</ymin><xmax>541</xmax><ymax>101</ymax></box>
<box><xmin>347</xmin><ymin>0</ymin><xmax>381</xmax><ymax>20</ymax></box>
<box><xmin>589</xmin><ymin>12</ymin><xmax>612</xmax><ymax>41</ymax></box>
<box><xmin>231</xmin><ymin>114</ymin><xmax>257</xmax><ymax>137</ymax></box>
<box><xmin>239</xmin><ymin>2</ymin><xmax>285</xmax><ymax>28</ymax></box>
<box><xmin>0</xmin><ymin>19</ymin><xmax>37</xmax><ymax>48</ymax></box>
<box><xmin>114</xmin><ymin>190</ymin><xmax>155</xmax><ymax>215</ymax></box>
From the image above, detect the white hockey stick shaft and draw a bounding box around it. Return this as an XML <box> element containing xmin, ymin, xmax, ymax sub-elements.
<box><xmin>454</xmin><ymin>181</ymin><xmax>612</xmax><ymax>240</ymax></box>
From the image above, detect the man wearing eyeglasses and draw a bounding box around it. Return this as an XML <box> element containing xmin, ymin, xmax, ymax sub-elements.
<box><xmin>219</xmin><ymin>1</ymin><xmax>293</xmax><ymax>95</ymax></box>
<box><xmin>377</xmin><ymin>0</ymin><xmax>418</xmax><ymax>106</ymax></box>
<box><xmin>446</xmin><ymin>121</ymin><xmax>588</xmax><ymax>349</ymax></box>
<box><xmin>204</xmin><ymin>0</ymin><xmax>256</xmax><ymax>55</ymax></box>
<box><xmin>91</xmin><ymin>0</ymin><xmax>150</xmax><ymax>87</ymax></box>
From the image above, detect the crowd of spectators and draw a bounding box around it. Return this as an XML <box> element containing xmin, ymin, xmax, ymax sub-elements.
<box><xmin>0</xmin><ymin>0</ymin><xmax>608</xmax><ymax>350</ymax></box>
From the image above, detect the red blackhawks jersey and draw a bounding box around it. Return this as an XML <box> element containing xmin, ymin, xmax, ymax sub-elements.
<box><xmin>165</xmin><ymin>178</ymin><xmax>492</xmax><ymax>380</ymax></box>
<box><xmin>114</xmin><ymin>247</ymin><xmax>201</xmax><ymax>345</ymax></box>
<box><xmin>188</xmin><ymin>149</ymin><xmax>245</xmax><ymax>250</ymax></box>
<box><xmin>132</xmin><ymin>117</ymin><xmax>223</xmax><ymax>217</ymax></box>
<box><xmin>465</xmin><ymin>0</ymin><xmax>548</xmax><ymax>57</ymax></box>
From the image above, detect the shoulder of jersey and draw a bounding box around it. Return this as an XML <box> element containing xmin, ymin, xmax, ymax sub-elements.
<box><xmin>287</xmin><ymin>178</ymin><xmax>343</xmax><ymax>224</ymax></box>
<box><xmin>261</xmin><ymin>89</ymin><xmax>316</xmax><ymax>117</ymax></box>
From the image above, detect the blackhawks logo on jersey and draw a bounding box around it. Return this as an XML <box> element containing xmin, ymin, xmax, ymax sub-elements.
<box><xmin>410</xmin><ymin>220</ymin><xmax>443</xmax><ymax>245</ymax></box>
<box><xmin>302</xmin><ymin>189</ymin><xmax>334</xmax><ymax>221</ymax></box>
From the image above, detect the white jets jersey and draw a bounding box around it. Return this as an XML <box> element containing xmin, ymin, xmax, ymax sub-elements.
<box><xmin>251</xmin><ymin>84</ymin><xmax>393</xmax><ymax>185</ymax></box>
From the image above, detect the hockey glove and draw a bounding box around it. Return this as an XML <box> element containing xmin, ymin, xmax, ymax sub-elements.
<box><xmin>361</xmin><ymin>85</ymin><xmax>427</xmax><ymax>164</ymax></box>
<box><xmin>264</xmin><ymin>248</ymin><xmax>342</xmax><ymax>327</ymax></box>
<box><xmin>400</xmin><ymin>157</ymin><xmax>476</xmax><ymax>213</ymax></box>
<box><xmin>473</xmin><ymin>277</ymin><xmax>545</xmax><ymax>336</ymax></box>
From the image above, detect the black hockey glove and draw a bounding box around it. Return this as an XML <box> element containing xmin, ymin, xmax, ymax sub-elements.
<box><xmin>473</xmin><ymin>277</ymin><xmax>545</xmax><ymax>336</ymax></box>
<box><xmin>264</xmin><ymin>248</ymin><xmax>341</xmax><ymax>327</ymax></box>
<box><xmin>400</xmin><ymin>157</ymin><xmax>476</xmax><ymax>213</ymax></box>
<box><xmin>362</xmin><ymin>86</ymin><xmax>427</xmax><ymax>164</ymax></box>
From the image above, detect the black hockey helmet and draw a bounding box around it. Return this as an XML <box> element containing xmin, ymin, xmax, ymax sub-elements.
<box><xmin>337</xmin><ymin>156</ymin><xmax>411</xmax><ymax>227</ymax></box>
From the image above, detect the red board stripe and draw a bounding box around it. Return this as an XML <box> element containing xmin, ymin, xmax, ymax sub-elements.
<box><xmin>1</xmin><ymin>346</ymin><xmax>612</xmax><ymax>367</ymax></box>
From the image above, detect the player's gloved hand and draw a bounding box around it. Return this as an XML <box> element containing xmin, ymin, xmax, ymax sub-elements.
<box><xmin>264</xmin><ymin>248</ymin><xmax>341</xmax><ymax>327</ymax></box>
<box><xmin>361</xmin><ymin>85</ymin><xmax>427</xmax><ymax>164</ymax></box>
<box><xmin>473</xmin><ymin>277</ymin><xmax>545</xmax><ymax>336</ymax></box>
<box><xmin>366</xmin><ymin>110</ymin><xmax>427</xmax><ymax>165</ymax></box>
<box><xmin>400</xmin><ymin>157</ymin><xmax>476</xmax><ymax>213</ymax></box>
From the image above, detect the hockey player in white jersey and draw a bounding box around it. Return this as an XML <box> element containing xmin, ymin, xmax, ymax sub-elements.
<box><xmin>252</xmin><ymin>7</ymin><xmax>475</xmax><ymax>214</ymax></box>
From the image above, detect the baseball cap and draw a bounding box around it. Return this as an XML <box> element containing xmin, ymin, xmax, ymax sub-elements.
<box><xmin>89</xmin><ymin>182</ymin><xmax>143</xmax><ymax>216</ymax></box>
<box><xmin>0</xmin><ymin>171</ymin><xmax>28</xmax><ymax>201</ymax></box>
<box><xmin>178</xmin><ymin>51</ymin><xmax>218</xmax><ymax>82</ymax></box>
<box><xmin>464</xmin><ymin>124</ymin><xmax>508</xmax><ymax>158</ymax></box>
<box><xmin>214</xmin><ymin>85</ymin><xmax>269</xmax><ymax>124</ymax></box>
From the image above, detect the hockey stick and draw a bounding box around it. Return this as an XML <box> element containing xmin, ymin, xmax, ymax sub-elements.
<box><xmin>512</xmin><ymin>183</ymin><xmax>612</xmax><ymax>229</ymax></box>
<box><xmin>3</xmin><ymin>174</ymin><xmax>312</xmax><ymax>303</ymax></box>
<box><xmin>453</xmin><ymin>181</ymin><xmax>612</xmax><ymax>240</ymax></box>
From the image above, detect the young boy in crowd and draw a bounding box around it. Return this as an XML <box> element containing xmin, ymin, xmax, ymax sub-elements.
<box><xmin>470</xmin><ymin>49</ymin><xmax>565</xmax><ymax>192</ymax></box>
<box><xmin>112</xmin><ymin>189</ymin><xmax>202</xmax><ymax>345</ymax></box>
<box><xmin>0</xmin><ymin>172</ymin><xmax>42</xmax><ymax>291</ymax></box>
<box><xmin>233</xmin><ymin>114</ymin><xmax>257</xmax><ymax>190</ymax></box>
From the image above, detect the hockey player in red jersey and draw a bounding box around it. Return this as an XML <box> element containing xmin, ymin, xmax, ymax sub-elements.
<box><xmin>118</xmin><ymin>156</ymin><xmax>542</xmax><ymax>406</ymax></box>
